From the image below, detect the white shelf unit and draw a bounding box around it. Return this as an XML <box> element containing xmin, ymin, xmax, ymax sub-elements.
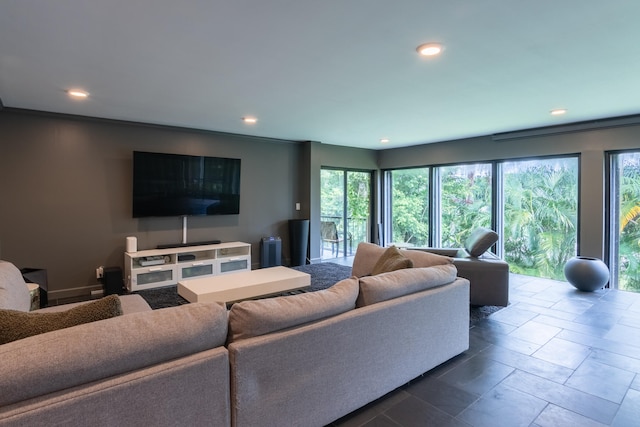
<box><xmin>125</xmin><ymin>241</ymin><xmax>251</xmax><ymax>292</ymax></box>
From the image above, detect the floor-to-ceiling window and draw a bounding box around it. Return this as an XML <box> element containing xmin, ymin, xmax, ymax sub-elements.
<box><xmin>502</xmin><ymin>158</ymin><xmax>579</xmax><ymax>280</ymax></box>
<box><xmin>320</xmin><ymin>168</ymin><xmax>372</xmax><ymax>259</ymax></box>
<box><xmin>386</xmin><ymin>168</ymin><xmax>430</xmax><ymax>246</ymax></box>
<box><xmin>609</xmin><ymin>151</ymin><xmax>640</xmax><ymax>292</ymax></box>
<box><xmin>436</xmin><ymin>163</ymin><xmax>492</xmax><ymax>247</ymax></box>
<box><xmin>383</xmin><ymin>156</ymin><xmax>579</xmax><ymax>281</ymax></box>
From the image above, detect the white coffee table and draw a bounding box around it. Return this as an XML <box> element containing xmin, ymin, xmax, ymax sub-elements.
<box><xmin>177</xmin><ymin>266</ymin><xmax>311</xmax><ymax>307</ymax></box>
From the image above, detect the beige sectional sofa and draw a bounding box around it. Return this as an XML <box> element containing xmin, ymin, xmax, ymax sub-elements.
<box><xmin>0</xmin><ymin>244</ymin><xmax>470</xmax><ymax>427</ymax></box>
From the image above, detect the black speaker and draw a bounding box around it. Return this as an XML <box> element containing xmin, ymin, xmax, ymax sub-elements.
<box><xmin>103</xmin><ymin>266</ymin><xmax>125</xmax><ymax>295</ymax></box>
<box><xmin>261</xmin><ymin>237</ymin><xmax>282</xmax><ymax>268</ymax></box>
<box><xmin>289</xmin><ymin>219</ymin><xmax>309</xmax><ymax>267</ymax></box>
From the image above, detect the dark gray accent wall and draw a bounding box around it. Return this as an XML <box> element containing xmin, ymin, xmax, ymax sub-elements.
<box><xmin>0</xmin><ymin>110</ymin><xmax>311</xmax><ymax>296</ymax></box>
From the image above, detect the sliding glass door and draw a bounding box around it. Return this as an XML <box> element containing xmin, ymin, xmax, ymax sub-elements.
<box><xmin>320</xmin><ymin>169</ymin><xmax>372</xmax><ymax>259</ymax></box>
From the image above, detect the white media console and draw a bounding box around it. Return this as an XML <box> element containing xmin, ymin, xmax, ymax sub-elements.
<box><xmin>125</xmin><ymin>241</ymin><xmax>251</xmax><ymax>292</ymax></box>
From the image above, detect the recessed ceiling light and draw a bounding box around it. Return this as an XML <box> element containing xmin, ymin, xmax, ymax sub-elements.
<box><xmin>67</xmin><ymin>89</ymin><xmax>89</xmax><ymax>99</ymax></box>
<box><xmin>380</xmin><ymin>138</ymin><xmax>390</xmax><ymax>144</ymax></box>
<box><xmin>416</xmin><ymin>43</ymin><xmax>443</xmax><ymax>56</ymax></box>
<box><xmin>242</xmin><ymin>117</ymin><xmax>257</xmax><ymax>124</ymax></box>
<box><xmin>550</xmin><ymin>109</ymin><xmax>567</xmax><ymax>116</ymax></box>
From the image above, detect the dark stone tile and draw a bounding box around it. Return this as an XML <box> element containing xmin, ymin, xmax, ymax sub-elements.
<box><xmin>331</xmin><ymin>389</ymin><xmax>410</xmax><ymax>427</ymax></box>
<box><xmin>550</xmin><ymin>298</ymin><xmax>594</xmax><ymax>315</ymax></box>
<box><xmin>558</xmin><ymin>329</ymin><xmax>640</xmax><ymax>360</ymax></box>
<box><xmin>619</xmin><ymin>314</ymin><xmax>640</xmax><ymax>329</ymax></box>
<box><xmin>533</xmin><ymin>403</ymin><xmax>608</xmax><ymax>427</ymax></box>
<box><xmin>589</xmin><ymin>348</ymin><xmax>640</xmax><ymax>374</ymax></box>
<box><xmin>457</xmin><ymin>382</ymin><xmax>547</xmax><ymax>427</ymax></box>
<box><xmin>470</xmin><ymin>319</ymin><xmax>541</xmax><ymax>355</ymax></box>
<box><xmin>360</xmin><ymin>415</ymin><xmax>402</xmax><ymax>427</ymax></box>
<box><xmin>438</xmin><ymin>354</ymin><xmax>514</xmax><ymax>396</ymax></box>
<box><xmin>383</xmin><ymin>395</ymin><xmax>457</xmax><ymax>427</ymax></box>
<box><xmin>632</xmin><ymin>375</ymin><xmax>640</xmax><ymax>391</ymax></box>
<box><xmin>488</xmin><ymin>306</ymin><xmax>538</xmax><ymax>327</ymax></box>
<box><xmin>532</xmin><ymin>337</ymin><xmax>591</xmax><ymax>369</ymax></box>
<box><xmin>565</xmin><ymin>358</ymin><xmax>635</xmax><ymax>404</ymax></box>
<box><xmin>605</xmin><ymin>323</ymin><xmax>640</xmax><ymax>347</ymax></box>
<box><xmin>405</xmin><ymin>375</ymin><xmax>479</xmax><ymax>417</ymax></box>
<box><xmin>507</xmin><ymin>320</ymin><xmax>562</xmax><ymax>345</ymax></box>
<box><xmin>536</xmin><ymin>315</ymin><xmax>611</xmax><ymax>337</ymax></box>
<box><xmin>572</xmin><ymin>310</ymin><xmax>621</xmax><ymax>332</ymax></box>
<box><xmin>480</xmin><ymin>344</ymin><xmax>574</xmax><ymax>383</ymax></box>
<box><xmin>502</xmin><ymin>370</ymin><xmax>619</xmax><ymax>425</ymax></box>
<box><xmin>510</xmin><ymin>301</ymin><xmax>577</xmax><ymax>320</ymax></box>
<box><xmin>612</xmin><ymin>388</ymin><xmax>640</xmax><ymax>427</ymax></box>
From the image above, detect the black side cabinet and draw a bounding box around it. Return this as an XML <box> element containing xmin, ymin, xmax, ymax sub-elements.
<box><xmin>20</xmin><ymin>268</ymin><xmax>48</xmax><ymax>308</ymax></box>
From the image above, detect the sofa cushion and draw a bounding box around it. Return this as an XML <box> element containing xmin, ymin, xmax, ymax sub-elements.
<box><xmin>0</xmin><ymin>260</ymin><xmax>31</xmax><ymax>312</ymax></box>
<box><xmin>371</xmin><ymin>246</ymin><xmax>413</xmax><ymax>275</ymax></box>
<box><xmin>464</xmin><ymin>227</ymin><xmax>499</xmax><ymax>257</ymax></box>
<box><xmin>227</xmin><ymin>276</ymin><xmax>359</xmax><ymax>343</ymax></box>
<box><xmin>356</xmin><ymin>264</ymin><xmax>458</xmax><ymax>307</ymax></box>
<box><xmin>0</xmin><ymin>295</ymin><xmax>122</xmax><ymax>344</ymax></box>
<box><xmin>352</xmin><ymin>242</ymin><xmax>452</xmax><ymax>278</ymax></box>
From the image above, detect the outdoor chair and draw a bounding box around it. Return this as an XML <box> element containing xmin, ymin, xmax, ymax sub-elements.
<box><xmin>320</xmin><ymin>221</ymin><xmax>353</xmax><ymax>256</ymax></box>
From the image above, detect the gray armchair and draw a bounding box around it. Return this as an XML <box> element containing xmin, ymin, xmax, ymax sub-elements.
<box><xmin>408</xmin><ymin>228</ymin><xmax>509</xmax><ymax>306</ymax></box>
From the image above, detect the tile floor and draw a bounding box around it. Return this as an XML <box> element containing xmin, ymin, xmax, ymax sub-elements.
<box><xmin>328</xmin><ymin>272</ymin><xmax>640</xmax><ymax>427</ymax></box>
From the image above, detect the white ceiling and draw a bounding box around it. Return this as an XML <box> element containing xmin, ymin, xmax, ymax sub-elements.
<box><xmin>2</xmin><ymin>1</ymin><xmax>640</xmax><ymax>150</ymax></box>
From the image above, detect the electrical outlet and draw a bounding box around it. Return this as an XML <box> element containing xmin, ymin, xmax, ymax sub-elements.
<box><xmin>96</xmin><ymin>266</ymin><xmax>104</xmax><ymax>279</ymax></box>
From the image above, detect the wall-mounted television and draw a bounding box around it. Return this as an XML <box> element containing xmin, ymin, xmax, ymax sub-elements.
<box><xmin>132</xmin><ymin>151</ymin><xmax>241</xmax><ymax>218</ymax></box>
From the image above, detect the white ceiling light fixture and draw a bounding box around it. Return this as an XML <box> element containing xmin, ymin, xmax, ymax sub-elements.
<box><xmin>242</xmin><ymin>116</ymin><xmax>257</xmax><ymax>124</ymax></box>
<box><xmin>416</xmin><ymin>42</ymin><xmax>443</xmax><ymax>57</ymax></box>
<box><xmin>550</xmin><ymin>108</ymin><xmax>568</xmax><ymax>116</ymax></box>
<box><xmin>67</xmin><ymin>89</ymin><xmax>89</xmax><ymax>99</ymax></box>
<box><xmin>380</xmin><ymin>138</ymin><xmax>390</xmax><ymax>144</ymax></box>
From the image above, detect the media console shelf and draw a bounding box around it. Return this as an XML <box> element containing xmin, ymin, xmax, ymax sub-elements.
<box><xmin>125</xmin><ymin>241</ymin><xmax>251</xmax><ymax>292</ymax></box>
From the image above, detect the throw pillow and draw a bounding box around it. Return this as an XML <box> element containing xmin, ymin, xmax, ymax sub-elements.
<box><xmin>227</xmin><ymin>276</ymin><xmax>359</xmax><ymax>343</ymax></box>
<box><xmin>464</xmin><ymin>227</ymin><xmax>499</xmax><ymax>257</ymax></box>
<box><xmin>351</xmin><ymin>242</ymin><xmax>452</xmax><ymax>277</ymax></box>
<box><xmin>371</xmin><ymin>246</ymin><xmax>413</xmax><ymax>276</ymax></box>
<box><xmin>0</xmin><ymin>294</ymin><xmax>123</xmax><ymax>344</ymax></box>
<box><xmin>357</xmin><ymin>264</ymin><xmax>458</xmax><ymax>307</ymax></box>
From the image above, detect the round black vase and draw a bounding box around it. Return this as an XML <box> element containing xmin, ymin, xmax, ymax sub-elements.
<box><xmin>289</xmin><ymin>219</ymin><xmax>309</xmax><ymax>267</ymax></box>
<box><xmin>564</xmin><ymin>256</ymin><xmax>610</xmax><ymax>292</ymax></box>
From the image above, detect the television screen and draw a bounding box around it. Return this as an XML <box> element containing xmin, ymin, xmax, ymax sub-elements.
<box><xmin>132</xmin><ymin>151</ymin><xmax>241</xmax><ymax>217</ymax></box>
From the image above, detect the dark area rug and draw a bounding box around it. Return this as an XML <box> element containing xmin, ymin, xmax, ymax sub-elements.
<box><xmin>134</xmin><ymin>262</ymin><xmax>503</xmax><ymax>325</ymax></box>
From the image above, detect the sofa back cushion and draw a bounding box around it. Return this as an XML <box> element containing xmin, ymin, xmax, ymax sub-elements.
<box><xmin>464</xmin><ymin>227</ymin><xmax>499</xmax><ymax>257</ymax></box>
<box><xmin>227</xmin><ymin>276</ymin><xmax>359</xmax><ymax>343</ymax></box>
<box><xmin>352</xmin><ymin>242</ymin><xmax>452</xmax><ymax>278</ymax></box>
<box><xmin>0</xmin><ymin>302</ymin><xmax>229</xmax><ymax>407</ymax></box>
<box><xmin>356</xmin><ymin>264</ymin><xmax>458</xmax><ymax>307</ymax></box>
<box><xmin>0</xmin><ymin>260</ymin><xmax>30</xmax><ymax>312</ymax></box>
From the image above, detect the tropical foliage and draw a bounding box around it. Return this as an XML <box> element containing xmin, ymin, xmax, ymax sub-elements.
<box><xmin>615</xmin><ymin>153</ymin><xmax>640</xmax><ymax>292</ymax></box>
<box><xmin>389</xmin><ymin>159</ymin><xmax>578</xmax><ymax>281</ymax></box>
<box><xmin>389</xmin><ymin>168</ymin><xmax>429</xmax><ymax>245</ymax></box>
<box><xmin>502</xmin><ymin>160</ymin><xmax>578</xmax><ymax>280</ymax></box>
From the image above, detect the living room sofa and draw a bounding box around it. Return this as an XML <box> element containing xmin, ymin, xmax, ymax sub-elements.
<box><xmin>0</xmin><ymin>260</ymin><xmax>231</xmax><ymax>427</ymax></box>
<box><xmin>0</xmin><ymin>244</ymin><xmax>470</xmax><ymax>427</ymax></box>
